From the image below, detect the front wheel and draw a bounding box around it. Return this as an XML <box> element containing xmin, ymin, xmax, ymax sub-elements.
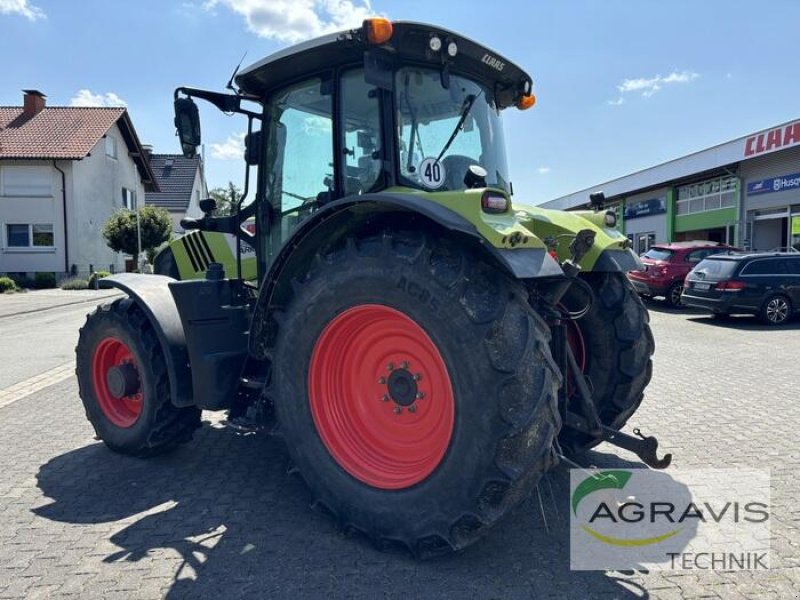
<box><xmin>76</xmin><ymin>299</ymin><xmax>201</xmax><ymax>456</ymax></box>
<box><xmin>558</xmin><ymin>272</ymin><xmax>654</xmax><ymax>452</ymax></box>
<box><xmin>760</xmin><ymin>294</ymin><xmax>792</xmax><ymax>325</ymax></box>
<box><xmin>267</xmin><ymin>230</ymin><xmax>561</xmax><ymax>557</ymax></box>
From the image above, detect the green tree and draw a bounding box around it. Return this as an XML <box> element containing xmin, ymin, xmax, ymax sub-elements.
<box><xmin>103</xmin><ymin>206</ymin><xmax>172</xmax><ymax>267</ymax></box>
<box><xmin>208</xmin><ymin>182</ymin><xmax>242</xmax><ymax>216</ymax></box>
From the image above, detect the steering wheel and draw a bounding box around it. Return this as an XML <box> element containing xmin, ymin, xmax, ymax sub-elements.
<box><xmin>441</xmin><ymin>155</ymin><xmax>480</xmax><ymax>190</ymax></box>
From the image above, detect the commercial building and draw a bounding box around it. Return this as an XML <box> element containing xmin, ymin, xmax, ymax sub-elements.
<box><xmin>542</xmin><ymin>118</ymin><xmax>800</xmax><ymax>254</ymax></box>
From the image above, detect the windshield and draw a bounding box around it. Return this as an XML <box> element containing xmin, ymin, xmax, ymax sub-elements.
<box><xmin>395</xmin><ymin>67</ymin><xmax>510</xmax><ymax>193</ymax></box>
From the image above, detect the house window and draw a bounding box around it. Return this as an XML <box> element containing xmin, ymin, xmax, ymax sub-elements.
<box><xmin>5</xmin><ymin>224</ymin><xmax>54</xmax><ymax>248</ymax></box>
<box><xmin>1</xmin><ymin>165</ymin><xmax>52</xmax><ymax>196</ymax></box>
<box><xmin>105</xmin><ymin>136</ymin><xmax>118</xmax><ymax>159</ymax></box>
<box><xmin>122</xmin><ymin>187</ymin><xmax>136</xmax><ymax>210</ymax></box>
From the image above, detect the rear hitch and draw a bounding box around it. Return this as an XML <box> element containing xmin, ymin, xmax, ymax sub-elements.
<box><xmin>551</xmin><ymin>293</ymin><xmax>673</xmax><ymax>470</ymax></box>
<box><xmin>565</xmin><ymin>411</ymin><xmax>672</xmax><ymax>469</ymax></box>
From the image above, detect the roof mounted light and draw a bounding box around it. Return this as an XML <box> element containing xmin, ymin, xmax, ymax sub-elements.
<box><xmin>604</xmin><ymin>210</ymin><xmax>617</xmax><ymax>228</ymax></box>
<box><xmin>429</xmin><ymin>36</ymin><xmax>442</xmax><ymax>52</ymax></box>
<box><xmin>517</xmin><ymin>93</ymin><xmax>536</xmax><ymax>110</ymax></box>
<box><xmin>447</xmin><ymin>41</ymin><xmax>458</xmax><ymax>57</ymax></box>
<box><xmin>364</xmin><ymin>18</ymin><xmax>393</xmax><ymax>45</ymax></box>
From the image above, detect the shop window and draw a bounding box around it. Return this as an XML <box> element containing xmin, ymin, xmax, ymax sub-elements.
<box><xmin>5</xmin><ymin>223</ymin><xmax>54</xmax><ymax>248</ymax></box>
<box><xmin>677</xmin><ymin>176</ymin><xmax>737</xmax><ymax>215</ymax></box>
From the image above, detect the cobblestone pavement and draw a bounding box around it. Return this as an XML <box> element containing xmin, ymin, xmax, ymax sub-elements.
<box><xmin>0</xmin><ymin>303</ymin><xmax>798</xmax><ymax>599</ymax></box>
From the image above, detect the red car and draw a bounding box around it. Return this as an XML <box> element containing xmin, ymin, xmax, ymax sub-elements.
<box><xmin>627</xmin><ymin>241</ymin><xmax>736</xmax><ymax>307</ymax></box>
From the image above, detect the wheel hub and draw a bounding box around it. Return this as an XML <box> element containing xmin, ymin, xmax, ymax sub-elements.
<box><xmin>106</xmin><ymin>363</ymin><xmax>140</xmax><ymax>399</ymax></box>
<box><xmin>386</xmin><ymin>367</ymin><xmax>418</xmax><ymax>407</ymax></box>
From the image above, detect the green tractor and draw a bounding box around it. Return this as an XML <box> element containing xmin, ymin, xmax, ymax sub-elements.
<box><xmin>76</xmin><ymin>19</ymin><xmax>667</xmax><ymax>557</ymax></box>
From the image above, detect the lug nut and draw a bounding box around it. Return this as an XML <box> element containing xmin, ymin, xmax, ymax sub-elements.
<box><xmin>416</xmin><ymin>391</ymin><xmax>425</xmax><ymax>400</ymax></box>
<box><xmin>400</xmin><ymin>361</ymin><xmax>409</xmax><ymax>369</ymax></box>
<box><xmin>382</xmin><ymin>394</ymin><xmax>390</xmax><ymax>402</ymax></box>
<box><xmin>378</xmin><ymin>376</ymin><xmax>387</xmax><ymax>385</ymax></box>
<box><xmin>408</xmin><ymin>405</ymin><xmax>417</xmax><ymax>413</ymax></box>
<box><xmin>413</xmin><ymin>373</ymin><xmax>422</xmax><ymax>381</ymax></box>
<box><xmin>387</xmin><ymin>362</ymin><xmax>394</xmax><ymax>371</ymax></box>
<box><xmin>393</xmin><ymin>406</ymin><xmax>403</xmax><ymax>415</ymax></box>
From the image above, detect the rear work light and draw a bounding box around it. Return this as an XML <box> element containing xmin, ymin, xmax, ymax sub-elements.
<box><xmin>363</xmin><ymin>18</ymin><xmax>393</xmax><ymax>44</ymax></box>
<box><xmin>604</xmin><ymin>210</ymin><xmax>617</xmax><ymax>228</ymax></box>
<box><xmin>481</xmin><ymin>191</ymin><xmax>509</xmax><ymax>214</ymax></box>
<box><xmin>715</xmin><ymin>280</ymin><xmax>746</xmax><ymax>291</ymax></box>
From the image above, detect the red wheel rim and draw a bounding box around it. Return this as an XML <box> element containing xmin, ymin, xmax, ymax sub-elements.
<box><xmin>309</xmin><ymin>305</ymin><xmax>455</xmax><ymax>490</ymax></box>
<box><xmin>562</xmin><ymin>311</ymin><xmax>587</xmax><ymax>398</ymax></box>
<box><xmin>91</xmin><ymin>337</ymin><xmax>143</xmax><ymax>428</ymax></box>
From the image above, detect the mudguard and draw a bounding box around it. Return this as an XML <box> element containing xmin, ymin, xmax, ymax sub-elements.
<box><xmin>248</xmin><ymin>193</ymin><xmax>563</xmax><ymax>360</ymax></box>
<box><xmin>98</xmin><ymin>274</ymin><xmax>194</xmax><ymax>408</ymax></box>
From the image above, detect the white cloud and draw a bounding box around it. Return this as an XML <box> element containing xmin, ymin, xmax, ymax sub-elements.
<box><xmin>607</xmin><ymin>96</ymin><xmax>625</xmax><ymax>106</ymax></box>
<box><xmin>70</xmin><ymin>89</ymin><xmax>128</xmax><ymax>107</ymax></box>
<box><xmin>0</xmin><ymin>0</ymin><xmax>45</xmax><ymax>20</ymax></box>
<box><xmin>204</xmin><ymin>0</ymin><xmax>374</xmax><ymax>44</ymax></box>
<box><xmin>614</xmin><ymin>70</ymin><xmax>699</xmax><ymax>101</ymax></box>
<box><xmin>536</xmin><ymin>167</ymin><xmax>551</xmax><ymax>175</ymax></box>
<box><xmin>210</xmin><ymin>132</ymin><xmax>246</xmax><ymax>160</ymax></box>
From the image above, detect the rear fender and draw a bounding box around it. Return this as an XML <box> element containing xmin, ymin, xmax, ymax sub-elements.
<box><xmin>98</xmin><ymin>274</ymin><xmax>194</xmax><ymax>407</ymax></box>
<box><xmin>248</xmin><ymin>193</ymin><xmax>563</xmax><ymax>359</ymax></box>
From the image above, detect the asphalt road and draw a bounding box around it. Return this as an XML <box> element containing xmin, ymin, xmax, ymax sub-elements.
<box><xmin>0</xmin><ymin>299</ymin><xmax>798</xmax><ymax>599</ymax></box>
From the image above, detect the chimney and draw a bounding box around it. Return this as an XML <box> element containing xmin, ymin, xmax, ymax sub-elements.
<box><xmin>22</xmin><ymin>89</ymin><xmax>46</xmax><ymax>117</ymax></box>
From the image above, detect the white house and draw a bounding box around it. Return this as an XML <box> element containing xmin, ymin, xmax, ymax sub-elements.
<box><xmin>0</xmin><ymin>90</ymin><xmax>158</xmax><ymax>278</ymax></box>
<box><xmin>144</xmin><ymin>153</ymin><xmax>208</xmax><ymax>233</ymax></box>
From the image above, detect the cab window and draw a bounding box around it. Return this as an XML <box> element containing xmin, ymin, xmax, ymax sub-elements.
<box><xmin>264</xmin><ymin>77</ymin><xmax>333</xmax><ymax>259</ymax></box>
<box><xmin>340</xmin><ymin>69</ymin><xmax>382</xmax><ymax>195</ymax></box>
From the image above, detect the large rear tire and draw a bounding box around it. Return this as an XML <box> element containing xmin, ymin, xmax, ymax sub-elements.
<box><xmin>559</xmin><ymin>272</ymin><xmax>654</xmax><ymax>452</ymax></box>
<box><xmin>266</xmin><ymin>230</ymin><xmax>561</xmax><ymax>557</ymax></box>
<box><xmin>76</xmin><ymin>298</ymin><xmax>201</xmax><ymax>456</ymax></box>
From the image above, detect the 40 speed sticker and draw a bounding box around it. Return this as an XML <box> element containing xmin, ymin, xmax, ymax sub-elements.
<box><xmin>418</xmin><ymin>157</ymin><xmax>446</xmax><ymax>189</ymax></box>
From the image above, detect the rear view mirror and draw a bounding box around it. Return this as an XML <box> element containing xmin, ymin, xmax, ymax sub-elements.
<box><xmin>244</xmin><ymin>130</ymin><xmax>262</xmax><ymax>166</ymax></box>
<box><xmin>174</xmin><ymin>97</ymin><xmax>201</xmax><ymax>158</ymax></box>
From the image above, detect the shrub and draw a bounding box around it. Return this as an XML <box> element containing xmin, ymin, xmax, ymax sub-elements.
<box><xmin>0</xmin><ymin>276</ymin><xmax>17</xmax><ymax>293</ymax></box>
<box><xmin>60</xmin><ymin>277</ymin><xmax>89</xmax><ymax>291</ymax></box>
<box><xmin>10</xmin><ymin>274</ymin><xmax>35</xmax><ymax>289</ymax></box>
<box><xmin>33</xmin><ymin>272</ymin><xmax>57</xmax><ymax>289</ymax></box>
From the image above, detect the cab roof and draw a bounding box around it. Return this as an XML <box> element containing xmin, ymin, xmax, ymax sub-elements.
<box><xmin>235</xmin><ymin>21</ymin><xmax>533</xmax><ymax>109</ymax></box>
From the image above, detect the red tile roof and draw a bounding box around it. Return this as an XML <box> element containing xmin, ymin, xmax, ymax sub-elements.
<box><xmin>0</xmin><ymin>106</ymin><xmax>125</xmax><ymax>159</ymax></box>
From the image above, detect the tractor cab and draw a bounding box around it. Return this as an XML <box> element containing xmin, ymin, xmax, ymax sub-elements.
<box><xmin>172</xmin><ymin>19</ymin><xmax>536</xmax><ymax>280</ymax></box>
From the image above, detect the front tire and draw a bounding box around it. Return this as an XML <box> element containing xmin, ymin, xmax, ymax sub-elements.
<box><xmin>267</xmin><ymin>230</ymin><xmax>561</xmax><ymax>557</ymax></box>
<box><xmin>76</xmin><ymin>298</ymin><xmax>201</xmax><ymax>456</ymax></box>
<box><xmin>559</xmin><ymin>272</ymin><xmax>654</xmax><ymax>452</ymax></box>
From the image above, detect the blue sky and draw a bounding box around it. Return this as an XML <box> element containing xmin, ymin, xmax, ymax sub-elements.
<box><xmin>2</xmin><ymin>0</ymin><xmax>798</xmax><ymax>204</ymax></box>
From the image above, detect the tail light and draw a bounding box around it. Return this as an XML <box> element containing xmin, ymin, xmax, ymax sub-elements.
<box><xmin>481</xmin><ymin>191</ymin><xmax>509</xmax><ymax>214</ymax></box>
<box><xmin>715</xmin><ymin>280</ymin><xmax>745</xmax><ymax>291</ymax></box>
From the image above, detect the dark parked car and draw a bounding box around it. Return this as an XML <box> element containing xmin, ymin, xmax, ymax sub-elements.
<box><xmin>627</xmin><ymin>241</ymin><xmax>735</xmax><ymax>307</ymax></box>
<box><xmin>682</xmin><ymin>253</ymin><xmax>800</xmax><ymax>325</ymax></box>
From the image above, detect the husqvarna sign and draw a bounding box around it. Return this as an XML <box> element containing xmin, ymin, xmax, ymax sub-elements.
<box><xmin>747</xmin><ymin>172</ymin><xmax>800</xmax><ymax>196</ymax></box>
<box><xmin>570</xmin><ymin>469</ymin><xmax>770</xmax><ymax>570</ymax></box>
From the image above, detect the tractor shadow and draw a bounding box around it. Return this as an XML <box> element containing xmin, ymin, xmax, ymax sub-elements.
<box><xmin>34</xmin><ymin>423</ymin><xmax>690</xmax><ymax>599</ymax></box>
